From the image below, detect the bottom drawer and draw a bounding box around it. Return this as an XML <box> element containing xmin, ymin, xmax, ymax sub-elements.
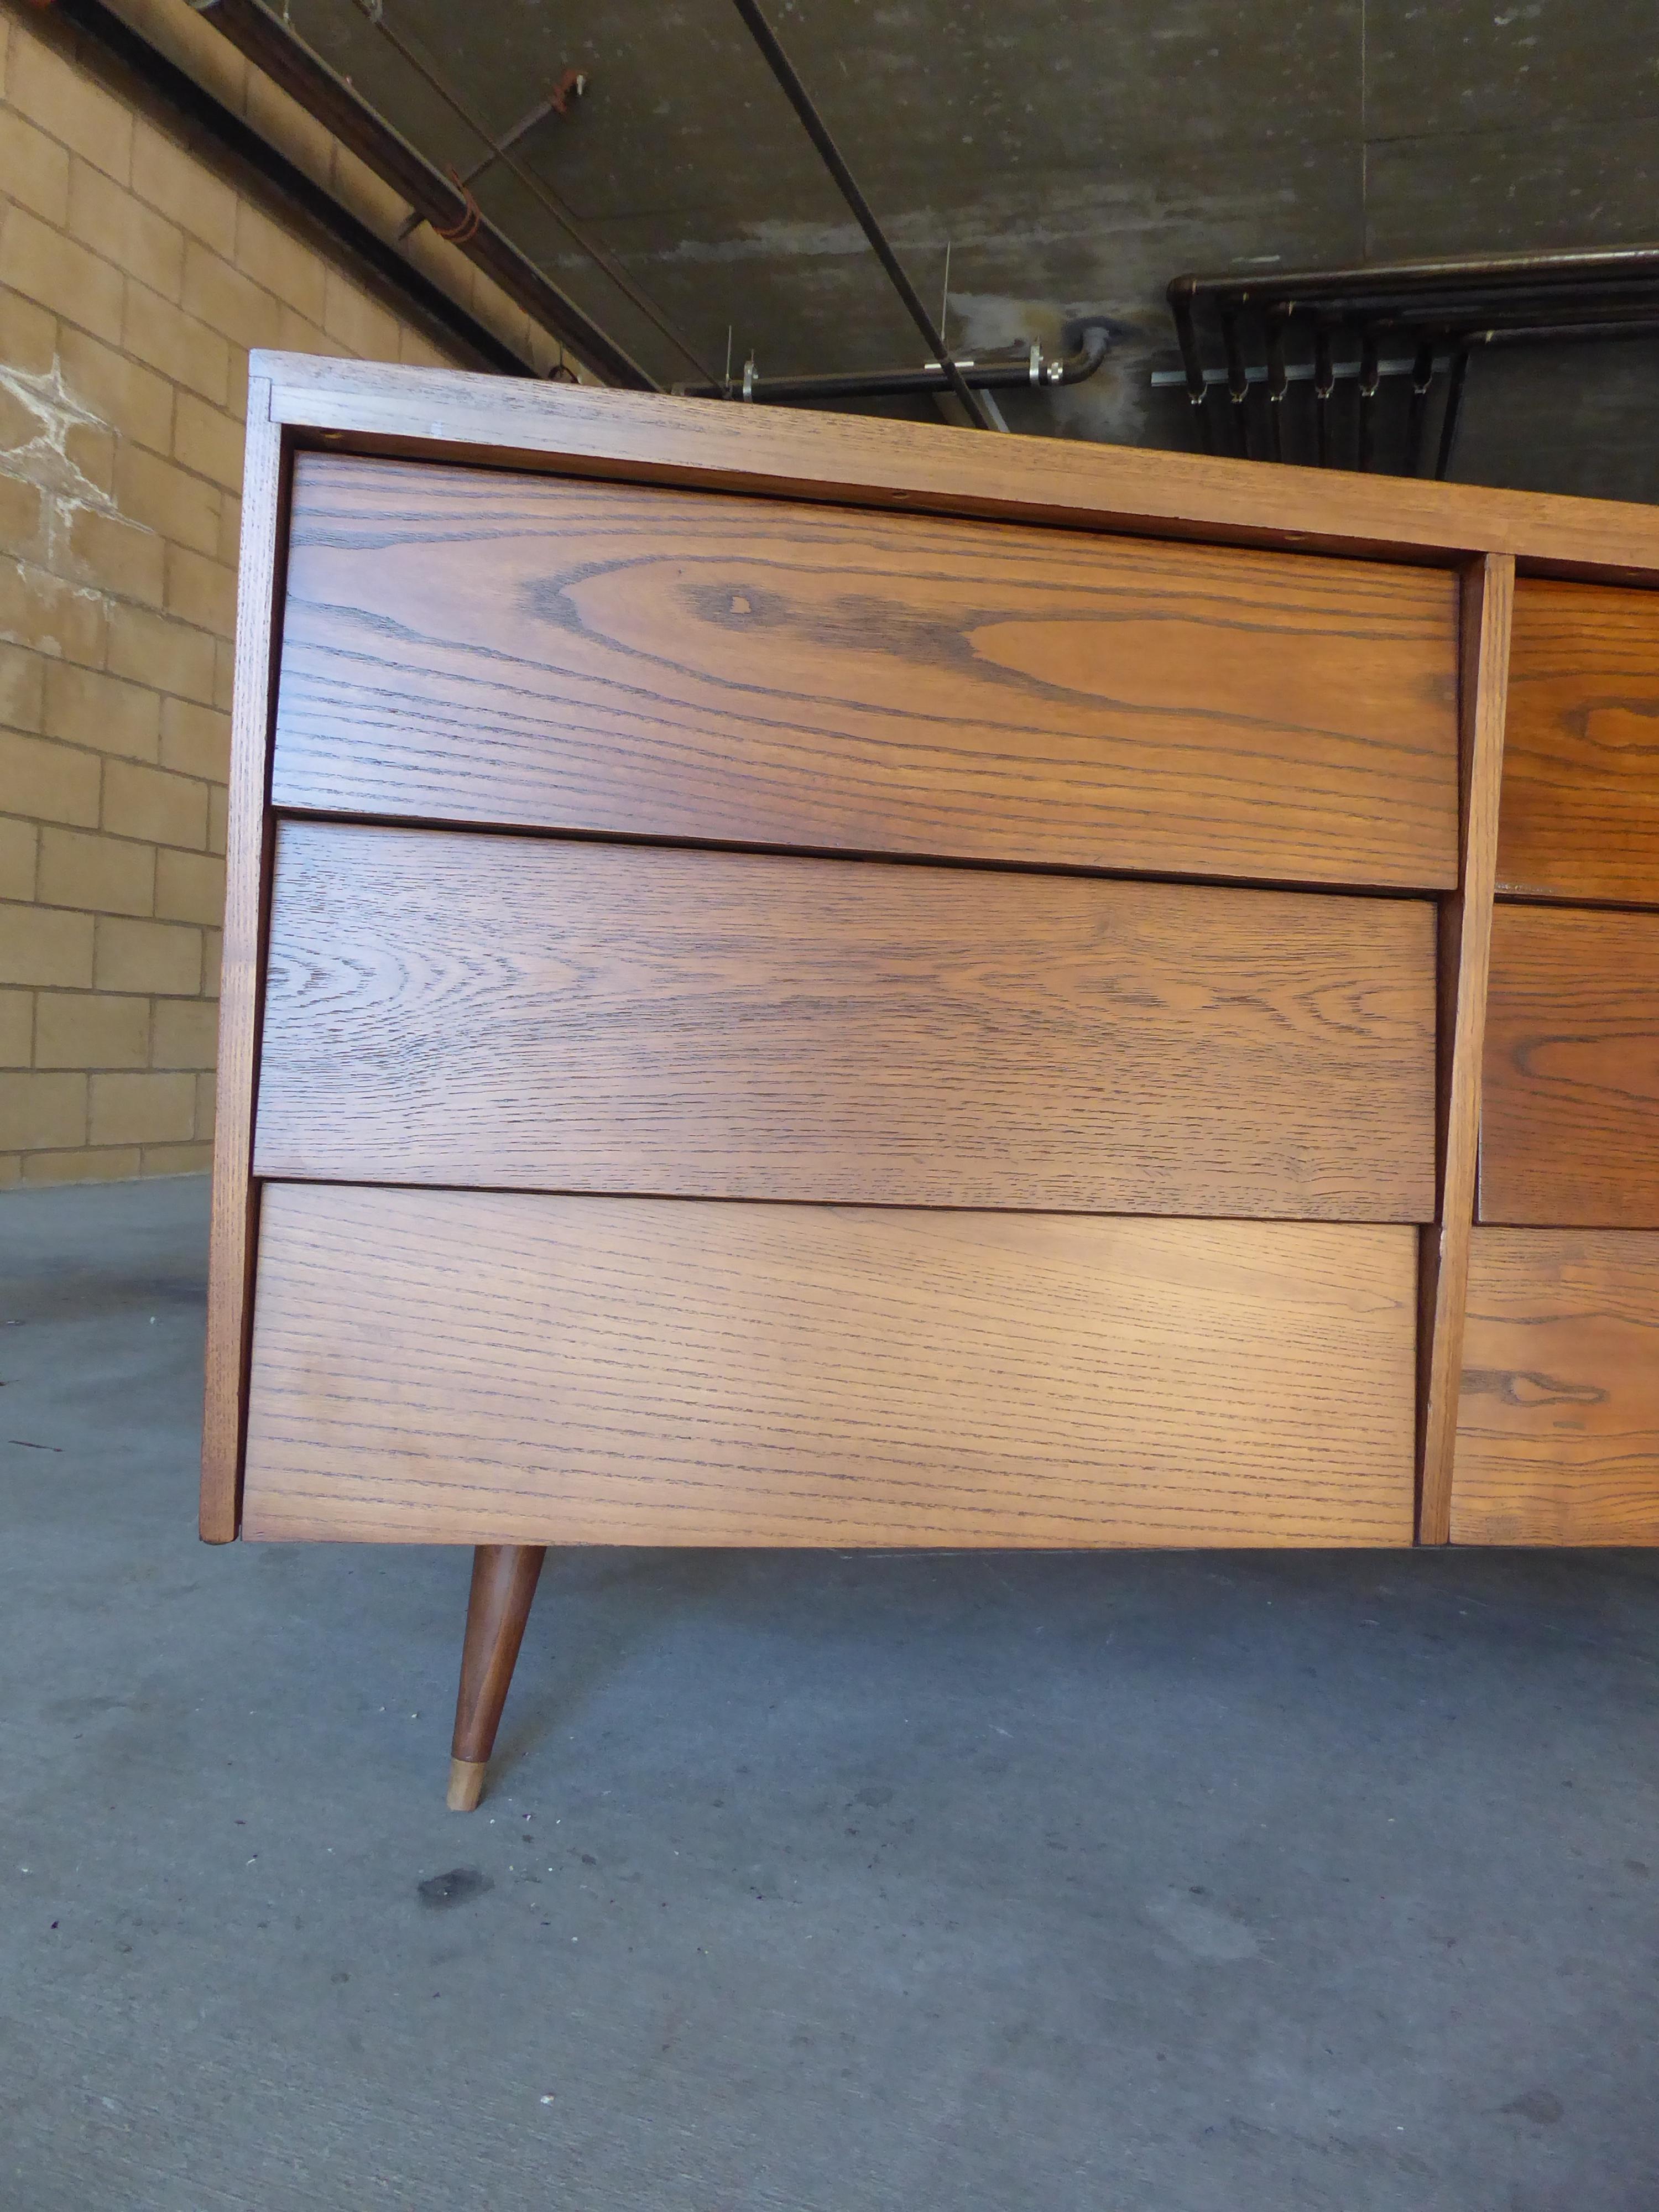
<box><xmin>242</xmin><ymin>1185</ymin><xmax>1416</xmax><ymax>1548</ymax></box>
<box><xmin>1453</xmin><ymin>1230</ymin><xmax>1659</xmax><ymax>1543</ymax></box>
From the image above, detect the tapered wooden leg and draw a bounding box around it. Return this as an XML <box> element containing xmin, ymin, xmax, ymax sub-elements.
<box><xmin>447</xmin><ymin>1544</ymin><xmax>546</xmax><ymax>1811</ymax></box>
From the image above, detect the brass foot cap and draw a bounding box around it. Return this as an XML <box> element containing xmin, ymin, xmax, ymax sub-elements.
<box><xmin>447</xmin><ymin>1756</ymin><xmax>487</xmax><ymax>1812</ymax></box>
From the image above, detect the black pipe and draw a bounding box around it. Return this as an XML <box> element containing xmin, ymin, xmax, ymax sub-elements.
<box><xmin>1434</xmin><ymin>348</ymin><xmax>1471</xmax><ymax>480</ymax></box>
<box><xmin>675</xmin><ymin>328</ymin><xmax>1110</xmax><ymax>405</ymax></box>
<box><xmin>1403</xmin><ymin>337</ymin><xmax>1437</xmax><ymax>478</ymax></box>
<box><xmin>1171</xmin><ymin>245</ymin><xmax>1659</xmax><ymax>316</ymax></box>
<box><xmin>729</xmin><ymin>0</ymin><xmax>995</xmax><ymax>431</ymax></box>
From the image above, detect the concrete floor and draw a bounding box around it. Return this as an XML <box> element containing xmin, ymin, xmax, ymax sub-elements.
<box><xmin>3</xmin><ymin>1174</ymin><xmax>1657</xmax><ymax>2211</ymax></box>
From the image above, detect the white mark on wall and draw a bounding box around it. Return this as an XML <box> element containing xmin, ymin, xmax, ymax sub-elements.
<box><xmin>0</xmin><ymin>356</ymin><xmax>143</xmax><ymax>656</ymax></box>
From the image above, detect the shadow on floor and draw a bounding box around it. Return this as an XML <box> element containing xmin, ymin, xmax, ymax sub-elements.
<box><xmin>3</xmin><ymin>1175</ymin><xmax>1656</xmax><ymax>2211</ymax></box>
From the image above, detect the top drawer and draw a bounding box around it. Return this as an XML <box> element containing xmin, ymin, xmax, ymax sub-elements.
<box><xmin>1499</xmin><ymin>578</ymin><xmax>1659</xmax><ymax>904</ymax></box>
<box><xmin>272</xmin><ymin>456</ymin><xmax>1459</xmax><ymax>891</ymax></box>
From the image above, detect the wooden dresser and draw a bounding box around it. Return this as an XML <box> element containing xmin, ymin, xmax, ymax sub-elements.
<box><xmin>204</xmin><ymin>353</ymin><xmax>1659</xmax><ymax>1806</ymax></box>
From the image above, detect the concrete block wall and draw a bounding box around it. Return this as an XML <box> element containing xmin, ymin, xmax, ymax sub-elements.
<box><xmin>0</xmin><ymin>3</ymin><xmax>504</xmax><ymax>1185</ymax></box>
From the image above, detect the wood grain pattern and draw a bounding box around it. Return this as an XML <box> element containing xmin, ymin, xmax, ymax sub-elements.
<box><xmin>1480</xmin><ymin>903</ymin><xmax>1659</xmax><ymax>1227</ymax></box>
<box><xmin>272</xmin><ymin>455</ymin><xmax>1461</xmax><ymax>891</ymax></box>
<box><xmin>1417</xmin><ymin>555</ymin><xmax>1513</xmax><ymax>1543</ymax></box>
<box><xmin>254</xmin><ymin>822</ymin><xmax>1438</xmax><ymax>1219</ymax></box>
<box><xmin>201</xmin><ymin>377</ymin><xmax>283</xmax><ymax>1544</ymax></box>
<box><xmin>241</xmin><ymin>1185</ymin><xmax>1420</xmax><ymax>1548</ymax></box>
<box><xmin>1452</xmin><ymin>1229</ymin><xmax>1659</xmax><ymax>1543</ymax></box>
<box><xmin>1498</xmin><ymin>578</ymin><xmax>1659</xmax><ymax>903</ymax></box>
<box><xmin>258</xmin><ymin>350</ymin><xmax>1659</xmax><ymax>581</ymax></box>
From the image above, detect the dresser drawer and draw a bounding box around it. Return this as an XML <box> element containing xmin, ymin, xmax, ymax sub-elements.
<box><xmin>1452</xmin><ymin>1229</ymin><xmax>1659</xmax><ymax>1543</ymax></box>
<box><xmin>1498</xmin><ymin>578</ymin><xmax>1659</xmax><ymax>904</ymax></box>
<box><xmin>1480</xmin><ymin>903</ymin><xmax>1659</xmax><ymax>1226</ymax></box>
<box><xmin>241</xmin><ymin>1185</ymin><xmax>1417</xmax><ymax>1547</ymax></box>
<box><xmin>253</xmin><ymin>821</ymin><xmax>1438</xmax><ymax>1219</ymax></box>
<box><xmin>272</xmin><ymin>455</ymin><xmax>1459</xmax><ymax>891</ymax></box>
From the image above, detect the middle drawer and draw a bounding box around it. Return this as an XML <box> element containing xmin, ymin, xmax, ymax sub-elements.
<box><xmin>254</xmin><ymin>822</ymin><xmax>1437</xmax><ymax>1219</ymax></box>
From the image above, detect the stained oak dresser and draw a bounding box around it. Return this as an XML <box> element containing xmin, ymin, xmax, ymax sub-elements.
<box><xmin>205</xmin><ymin>352</ymin><xmax>1659</xmax><ymax>1808</ymax></box>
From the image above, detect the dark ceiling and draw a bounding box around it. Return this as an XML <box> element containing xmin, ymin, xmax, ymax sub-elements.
<box><xmin>283</xmin><ymin>0</ymin><xmax>1658</xmax><ymax>499</ymax></box>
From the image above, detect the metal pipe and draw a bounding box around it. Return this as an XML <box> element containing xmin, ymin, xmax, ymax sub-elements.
<box><xmin>1220</xmin><ymin>309</ymin><xmax>1251</xmax><ymax>458</ymax></box>
<box><xmin>396</xmin><ymin>76</ymin><xmax>582</xmax><ymax>242</ymax></box>
<box><xmin>358</xmin><ymin>7</ymin><xmax>717</xmax><ymax>382</ymax></box>
<box><xmin>1265</xmin><ymin>314</ymin><xmax>1288</xmax><ymax>463</ymax></box>
<box><xmin>729</xmin><ymin>0</ymin><xmax>995</xmax><ymax>431</ymax></box>
<box><xmin>1357</xmin><ymin>326</ymin><xmax>1380</xmax><ymax>472</ymax></box>
<box><xmin>1169</xmin><ymin>285</ymin><xmax>1217</xmax><ymax>453</ymax></box>
<box><xmin>1434</xmin><ymin>347</ymin><xmax>1471</xmax><ymax>480</ymax></box>
<box><xmin>45</xmin><ymin>0</ymin><xmax>534</xmax><ymax>377</ymax></box>
<box><xmin>184</xmin><ymin>0</ymin><xmax>654</xmax><ymax>387</ymax></box>
<box><xmin>675</xmin><ymin>327</ymin><xmax>1110</xmax><ymax>405</ymax></box>
<box><xmin>1402</xmin><ymin>337</ymin><xmax>1436</xmax><ymax>478</ymax></box>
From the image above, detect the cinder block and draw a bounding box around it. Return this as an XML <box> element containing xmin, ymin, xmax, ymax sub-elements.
<box><xmin>213</xmin><ymin>635</ymin><xmax>234</xmax><ymax>711</ymax></box>
<box><xmin>152</xmin><ymin>993</ymin><xmax>217</xmax><ymax>1068</ymax></box>
<box><xmin>0</xmin><ymin>729</ymin><xmax>100</xmax><ymax>828</ymax></box>
<box><xmin>0</xmin><ymin>382</ymin><xmax>40</xmax><ymax>447</ymax></box>
<box><xmin>202</xmin><ymin>924</ymin><xmax>221</xmax><ymax>999</ymax></box>
<box><xmin>65</xmin><ymin>420</ymin><xmax>114</xmax><ymax>494</ymax></box>
<box><xmin>0</xmin><ymin>898</ymin><xmax>95</xmax><ymax>990</ymax></box>
<box><xmin>93</xmin><ymin>914</ymin><xmax>200</xmax><ymax>994</ymax></box>
<box><xmin>112</xmin><ymin>438</ymin><xmax>221</xmax><ymax>556</ymax></box>
<box><xmin>59</xmin><ymin>326</ymin><xmax>174</xmax><ymax>455</ymax></box>
<box><xmin>273</xmin><ymin>305</ymin><xmax>331</xmax><ymax>358</ymax></box>
<box><xmin>22</xmin><ymin>1144</ymin><xmax>141</xmax><ymax>1183</ymax></box>
<box><xmin>195</xmin><ymin>1068</ymin><xmax>215</xmax><ymax>1135</ymax></box>
<box><xmin>131</xmin><ymin>118</ymin><xmax>237</xmax><ymax>258</ymax></box>
<box><xmin>38</xmin><ymin>826</ymin><xmax>154</xmax><ymax>916</ymax></box>
<box><xmin>158</xmin><ymin>696</ymin><xmax>228</xmax><ymax>780</ymax></box>
<box><xmin>164</xmin><ymin>544</ymin><xmax>236</xmax><ymax>637</ymax></box>
<box><xmin>43</xmin><ymin>662</ymin><xmax>160</xmax><ymax>763</ymax></box>
<box><xmin>0</xmin><ymin>638</ymin><xmax>45</xmax><ymax>732</ymax></box>
<box><xmin>0</xmin><ymin>899</ymin><xmax>95</xmax><ymax>988</ymax></box>
<box><xmin>0</xmin><ymin>558</ymin><xmax>106</xmax><ymax>667</ymax></box>
<box><xmin>89</xmin><ymin>1067</ymin><xmax>195</xmax><ymax>1145</ymax></box>
<box><xmin>0</xmin><ymin>816</ymin><xmax>34</xmax><ymax>900</ymax></box>
<box><xmin>206</xmin><ymin>782</ymin><xmax>227</xmax><ymax>855</ymax></box>
<box><xmin>234</xmin><ymin>201</ymin><xmax>326</xmax><ymax>324</ymax></box>
<box><xmin>173</xmin><ymin>391</ymin><xmax>244</xmax><ymax>496</ymax></box>
<box><xmin>399</xmin><ymin>325</ymin><xmax>458</xmax><ymax>371</ymax></box>
<box><xmin>182</xmin><ymin>239</ymin><xmax>280</xmax><ymax>353</ymax></box>
<box><xmin>107</xmin><ymin>604</ymin><xmax>217</xmax><ymax>709</ymax></box>
<box><xmin>139</xmin><ymin>1138</ymin><xmax>211</xmax><ymax>1176</ymax></box>
<box><xmin>67</xmin><ymin>159</ymin><xmax>184</xmax><ymax>301</ymax></box>
<box><xmin>0</xmin><ymin>1068</ymin><xmax>86</xmax><ymax>1150</ymax></box>
<box><xmin>66</xmin><ymin>506</ymin><xmax>165</xmax><ymax>606</ymax></box>
<box><xmin>0</xmin><ymin>474</ymin><xmax>43</xmax><ymax>561</ymax></box>
<box><xmin>0</xmin><ymin>987</ymin><xmax>31</xmax><ymax>1067</ymax></box>
<box><xmin>0</xmin><ymin>206</ymin><xmax>122</xmax><ymax>344</ymax></box>
<box><xmin>154</xmin><ymin>845</ymin><xmax>223</xmax><ymax>925</ymax></box>
<box><xmin>0</xmin><ymin>286</ymin><xmax>57</xmax><ymax>377</ymax></box>
<box><xmin>217</xmin><ymin>490</ymin><xmax>242</xmax><ymax>566</ymax></box>
<box><xmin>9</xmin><ymin>26</ymin><xmax>133</xmax><ymax>182</ymax></box>
<box><xmin>103</xmin><ymin>756</ymin><xmax>209</xmax><ymax>849</ymax></box>
<box><xmin>123</xmin><ymin>280</ymin><xmax>230</xmax><ymax>407</ymax></box>
<box><xmin>0</xmin><ymin>109</ymin><xmax>69</xmax><ymax>226</ymax></box>
<box><xmin>323</xmin><ymin>269</ymin><xmax>401</xmax><ymax>362</ymax></box>
<box><xmin>35</xmin><ymin>989</ymin><xmax>149</xmax><ymax>1068</ymax></box>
